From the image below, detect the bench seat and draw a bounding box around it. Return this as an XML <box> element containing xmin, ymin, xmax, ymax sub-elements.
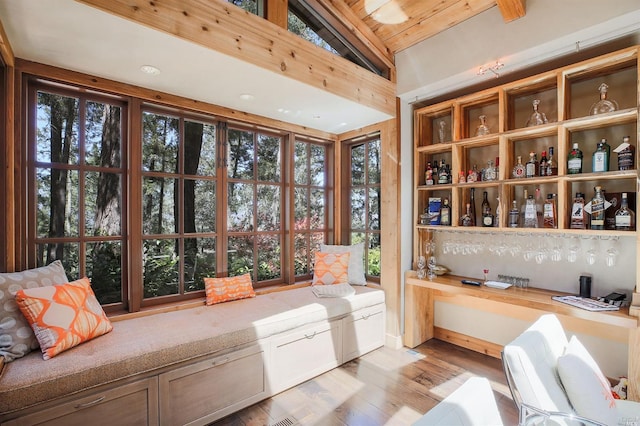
<box><xmin>0</xmin><ymin>285</ymin><xmax>385</xmax><ymax>416</ymax></box>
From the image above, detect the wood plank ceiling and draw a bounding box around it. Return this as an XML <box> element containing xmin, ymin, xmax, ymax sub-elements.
<box><xmin>346</xmin><ymin>0</ymin><xmax>526</xmax><ymax>53</ymax></box>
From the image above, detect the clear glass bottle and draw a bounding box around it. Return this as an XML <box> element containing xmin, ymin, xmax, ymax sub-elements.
<box><xmin>476</xmin><ymin>114</ymin><xmax>490</xmax><ymax>136</ymax></box>
<box><xmin>570</xmin><ymin>192</ymin><xmax>587</xmax><ymax>229</ymax></box>
<box><xmin>615</xmin><ymin>192</ymin><xmax>635</xmax><ymax>231</ymax></box>
<box><xmin>590</xmin><ymin>83</ymin><xmax>619</xmax><ymax>115</ymax></box>
<box><xmin>543</xmin><ymin>193</ymin><xmax>557</xmax><ymax>229</ymax></box>
<box><xmin>588</xmin><ymin>186</ymin><xmax>606</xmax><ymax>230</ymax></box>
<box><xmin>592</xmin><ymin>138</ymin><xmax>610</xmax><ymax>172</ymax></box>
<box><xmin>567</xmin><ymin>142</ymin><xmax>583</xmax><ymax>174</ymax></box>
<box><xmin>616</xmin><ymin>136</ymin><xmax>635</xmax><ymax>171</ymax></box>
<box><xmin>481</xmin><ymin>191</ymin><xmax>493</xmax><ymax>227</ymax></box>
<box><xmin>538</xmin><ymin>150</ymin><xmax>548</xmax><ymax>176</ymax></box>
<box><xmin>509</xmin><ymin>200</ymin><xmax>519</xmax><ymax>228</ymax></box>
<box><xmin>495</xmin><ymin>195</ymin><xmax>501</xmax><ymax>227</ymax></box>
<box><xmin>525</xmin><ymin>99</ymin><xmax>548</xmax><ymax>127</ymax></box>
<box><xmin>519</xmin><ymin>189</ymin><xmax>529</xmax><ymax>227</ymax></box>
<box><xmin>483</xmin><ymin>159</ymin><xmax>496</xmax><ymax>181</ymax></box>
<box><xmin>525</xmin><ymin>151</ymin><xmax>537</xmax><ymax>178</ymax></box>
<box><xmin>546</xmin><ymin>146</ymin><xmax>558</xmax><ymax>176</ymax></box>
<box><xmin>512</xmin><ymin>156</ymin><xmax>525</xmax><ymax>179</ymax></box>
<box><xmin>438</xmin><ymin>120</ymin><xmax>446</xmax><ymax>143</ymax></box>
<box><xmin>439</xmin><ymin>197</ymin><xmax>452</xmax><ymax>226</ymax></box>
<box><xmin>523</xmin><ymin>195</ymin><xmax>538</xmax><ymax>228</ymax></box>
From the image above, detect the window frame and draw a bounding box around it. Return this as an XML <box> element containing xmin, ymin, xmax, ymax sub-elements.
<box><xmin>24</xmin><ymin>78</ymin><xmax>335</xmax><ymax>312</ymax></box>
<box><xmin>341</xmin><ymin>133</ymin><xmax>381</xmax><ymax>283</ymax></box>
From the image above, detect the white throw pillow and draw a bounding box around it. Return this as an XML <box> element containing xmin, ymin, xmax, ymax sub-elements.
<box><xmin>557</xmin><ymin>335</ymin><xmax>618</xmax><ymax>426</ymax></box>
<box><xmin>320</xmin><ymin>243</ymin><xmax>366</xmax><ymax>285</ymax></box>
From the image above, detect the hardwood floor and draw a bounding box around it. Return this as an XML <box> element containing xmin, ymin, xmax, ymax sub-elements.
<box><xmin>212</xmin><ymin>339</ymin><xmax>519</xmax><ymax>425</ymax></box>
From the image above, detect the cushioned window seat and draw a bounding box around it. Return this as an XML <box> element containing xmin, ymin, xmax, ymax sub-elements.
<box><xmin>0</xmin><ymin>285</ymin><xmax>385</xmax><ymax>417</ymax></box>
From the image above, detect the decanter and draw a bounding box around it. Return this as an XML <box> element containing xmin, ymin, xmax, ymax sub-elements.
<box><xmin>482</xmin><ymin>159</ymin><xmax>496</xmax><ymax>181</ymax></box>
<box><xmin>590</xmin><ymin>83</ymin><xmax>618</xmax><ymax>115</ymax></box>
<box><xmin>475</xmin><ymin>115</ymin><xmax>490</xmax><ymax>136</ymax></box>
<box><xmin>438</xmin><ymin>120</ymin><xmax>447</xmax><ymax>143</ymax></box>
<box><xmin>525</xmin><ymin>99</ymin><xmax>548</xmax><ymax>127</ymax></box>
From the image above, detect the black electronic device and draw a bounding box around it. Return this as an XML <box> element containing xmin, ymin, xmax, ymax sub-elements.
<box><xmin>461</xmin><ymin>279</ymin><xmax>482</xmax><ymax>286</ymax></box>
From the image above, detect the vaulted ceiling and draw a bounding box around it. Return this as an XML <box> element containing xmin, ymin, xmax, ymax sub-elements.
<box><xmin>345</xmin><ymin>0</ymin><xmax>525</xmax><ymax>53</ymax></box>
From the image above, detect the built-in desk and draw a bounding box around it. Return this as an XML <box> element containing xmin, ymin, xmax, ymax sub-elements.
<box><xmin>404</xmin><ymin>270</ymin><xmax>640</xmax><ymax>401</ymax></box>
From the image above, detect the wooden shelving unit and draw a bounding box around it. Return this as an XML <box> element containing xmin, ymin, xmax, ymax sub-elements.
<box><xmin>412</xmin><ymin>46</ymin><xmax>640</xmax><ymax>280</ymax></box>
<box><xmin>409</xmin><ymin>45</ymin><xmax>640</xmax><ymax>401</ymax></box>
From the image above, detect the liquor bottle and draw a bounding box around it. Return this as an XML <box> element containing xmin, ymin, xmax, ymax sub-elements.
<box><xmin>425</xmin><ymin>162</ymin><xmax>434</xmax><ymax>185</ymax></box>
<box><xmin>590</xmin><ymin>82</ymin><xmax>618</xmax><ymax>115</ymax></box>
<box><xmin>543</xmin><ymin>193</ymin><xmax>557</xmax><ymax>229</ymax></box>
<box><xmin>525</xmin><ymin>152</ymin><xmax>537</xmax><ymax>178</ymax></box>
<box><xmin>469</xmin><ymin>188</ymin><xmax>477</xmax><ymax>226</ymax></box>
<box><xmin>509</xmin><ymin>200</ymin><xmax>519</xmax><ymax>228</ymax></box>
<box><xmin>467</xmin><ymin>165</ymin><xmax>479</xmax><ymax>183</ymax></box>
<box><xmin>512</xmin><ymin>156</ymin><xmax>525</xmax><ymax>179</ymax></box>
<box><xmin>495</xmin><ymin>195</ymin><xmax>501</xmax><ymax>227</ymax></box>
<box><xmin>525</xmin><ymin>99</ymin><xmax>548</xmax><ymax>127</ymax></box>
<box><xmin>535</xmin><ymin>187</ymin><xmax>544</xmax><ymax>228</ymax></box>
<box><xmin>546</xmin><ymin>147</ymin><xmax>558</xmax><ymax>176</ymax></box>
<box><xmin>438</xmin><ymin>159</ymin><xmax>449</xmax><ymax>184</ymax></box>
<box><xmin>570</xmin><ymin>192</ymin><xmax>587</xmax><ymax>229</ymax></box>
<box><xmin>432</xmin><ymin>161</ymin><xmax>439</xmax><ymax>185</ymax></box>
<box><xmin>615</xmin><ymin>136</ymin><xmax>635</xmax><ymax>171</ymax></box>
<box><xmin>588</xmin><ymin>186</ymin><xmax>605</xmax><ymax>230</ymax></box>
<box><xmin>538</xmin><ymin>150</ymin><xmax>548</xmax><ymax>177</ymax></box>
<box><xmin>483</xmin><ymin>159</ymin><xmax>496</xmax><ymax>181</ymax></box>
<box><xmin>519</xmin><ymin>189</ymin><xmax>529</xmax><ymax>227</ymax></box>
<box><xmin>481</xmin><ymin>191</ymin><xmax>493</xmax><ymax>227</ymax></box>
<box><xmin>457</xmin><ymin>171</ymin><xmax>466</xmax><ymax>184</ymax></box>
<box><xmin>439</xmin><ymin>197</ymin><xmax>452</xmax><ymax>226</ymax></box>
<box><xmin>460</xmin><ymin>203</ymin><xmax>473</xmax><ymax>226</ymax></box>
<box><xmin>615</xmin><ymin>193</ymin><xmax>635</xmax><ymax>231</ymax></box>
<box><xmin>567</xmin><ymin>142</ymin><xmax>583</xmax><ymax>174</ymax></box>
<box><xmin>494</xmin><ymin>157</ymin><xmax>500</xmax><ymax>179</ymax></box>
<box><xmin>592</xmin><ymin>138</ymin><xmax>610</xmax><ymax>172</ymax></box>
<box><xmin>522</xmin><ymin>195</ymin><xmax>538</xmax><ymax>228</ymax></box>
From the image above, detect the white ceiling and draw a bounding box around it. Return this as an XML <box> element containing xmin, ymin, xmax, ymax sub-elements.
<box><xmin>0</xmin><ymin>0</ymin><xmax>392</xmax><ymax>134</ymax></box>
<box><xmin>396</xmin><ymin>0</ymin><xmax>640</xmax><ymax>103</ymax></box>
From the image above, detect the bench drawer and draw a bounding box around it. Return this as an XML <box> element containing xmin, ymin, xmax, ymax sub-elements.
<box><xmin>158</xmin><ymin>343</ymin><xmax>267</xmax><ymax>426</ymax></box>
<box><xmin>342</xmin><ymin>304</ymin><xmax>385</xmax><ymax>362</ymax></box>
<box><xmin>4</xmin><ymin>377</ymin><xmax>159</xmax><ymax>426</ymax></box>
<box><xmin>268</xmin><ymin>320</ymin><xmax>342</xmax><ymax>394</ymax></box>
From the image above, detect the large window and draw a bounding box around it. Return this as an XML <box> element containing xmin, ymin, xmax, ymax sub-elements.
<box><xmin>28</xmin><ymin>81</ymin><xmax>332</xmax><ymax>311</ymax></box>
<box><xmin>141</xmin><ymin>110</ymin><xmax>218</xmax><ymax>301</ymax></box>
<box><xmin>226</xmin><ymin>127</ymin><xmax>283</xmax><ymax>283</ymax></box>
<box><xmin>344</xmin><ymin>135</ymin><xmax>381</xmax><ymax>280</ymax></box>
<box><xmin>293</xmin><ymin>138</ymin><xmax>330</xmax><ymax>278</ymax></box>
<box><xmin>31</xmin><ymin>87</ymin><xmax>127</xmax><ymax>307</ymax></box>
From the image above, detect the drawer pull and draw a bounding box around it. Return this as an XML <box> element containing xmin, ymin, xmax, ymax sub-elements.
<box><xmin>304</xmin><ymin>331</ymin><xmax>317</xmax><ymax>339</ymax></box>
<box><xmin>212</xmin><ymin>357</ymin><xmax>230</xmax><ymax>366</ymax></box>
<box><xmin>361</xmin><ymin>314</ymin><xmax>371</xmax><ymax>320</ymax></box>
<box><xmin>74</xmin><ymin>396</ymin><xmax>105</xmax><ymax>409</ymax></box>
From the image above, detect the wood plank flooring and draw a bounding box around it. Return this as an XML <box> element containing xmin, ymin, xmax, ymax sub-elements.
<box><xmin>212</xmin><ymin>339</ymin><xmax>519</xmax><ymax>425</ymax></box>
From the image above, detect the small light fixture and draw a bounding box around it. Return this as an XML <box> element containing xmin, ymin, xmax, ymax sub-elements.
<box><xmin>477</xmin><ymin>60</ymin><xmax>504</xmax><ymax>78</ymax></box>
<box><xmin>239</xmin><ymin>93</ymin><xmax>254</xmax><ymax>101</ymax></box>
<box><xmin>140</xmin><ymin>65</ymin><xmax>161</xmax><ymax>75</ymax></box>
<box><xmin>312</xmin><ymin>115</ymin><xmax>321</xmax><ymax>119</ymax></box>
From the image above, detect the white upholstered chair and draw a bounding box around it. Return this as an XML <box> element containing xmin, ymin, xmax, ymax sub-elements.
<box><xmin>502</xmin><ymin>314</ymin><xmax>640</xmax><ymax>426</ymax></box>
<box><xmin>412</xmin><ymin>377</ymin><xmax>504</xmax><ymax>426</ymax></box>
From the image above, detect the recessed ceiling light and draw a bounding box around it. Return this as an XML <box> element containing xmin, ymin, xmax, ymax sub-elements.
<box><xmin>239</xmin><ymin>93</ymin><xmax>255</xmax><ymax>101</ymax></box>
<box><xmin>339</xmin><ymin>122</ymin><xmax>347</xmax><ymax>126</ymax></box>
<box><xmin>313</xmin><ymin>115</ymin><xmax>321</xmax><ymax>119</ymax></box>
<box><xmin>140</xmin><ymin>65</ymin><xmax>161</xmax><ymax>75</ymax></box>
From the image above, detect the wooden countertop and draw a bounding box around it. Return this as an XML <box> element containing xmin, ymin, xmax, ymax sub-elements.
<box><xmin>405</xmin><ymin>270</ymin><xmax>637</xmax><ymax>330</ymax></box>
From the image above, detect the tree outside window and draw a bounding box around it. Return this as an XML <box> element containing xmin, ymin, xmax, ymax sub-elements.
<box><xmin>346</xmin><ymin>136</ymin><xmax>381</xmax><ymax>280</ymax></box>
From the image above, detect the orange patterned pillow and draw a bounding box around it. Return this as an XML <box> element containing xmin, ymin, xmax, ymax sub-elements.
<box><xmin>15</xmin><ymin>277</ymin><xmax>113</xmax><ymax>360</ymax></box>
<box><xmin>312</xmin><ymin>252</ymin><xmax>350</xmax><ymax>285</ymax></box>
<box><xmin>204</xmin><ymin>273</ymin><xmax>256</xmax><ymax>305</ymax></box>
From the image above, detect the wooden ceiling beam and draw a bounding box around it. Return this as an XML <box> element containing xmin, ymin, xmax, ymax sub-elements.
<box><xmin>495</xmin><ymin>0</ymin><xmax>526</xmax><ymax>22</ymax></box>
<box><xmin>75</xmin><ymin>0</ymin><xmax>395</xmax><ymax>116</ymax></box>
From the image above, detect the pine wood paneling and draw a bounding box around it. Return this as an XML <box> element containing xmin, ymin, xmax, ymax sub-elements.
<box><xmin>76</xmin><ymin>0</ymin><xmax>396</xmax><ymax>116</ymax></box>
<box><xmin>265</xmin><ymin>0</ymin><xmax>288</xmax><ymax>29</ymax></box>
<box><xmin>495</xmin><ymin>0</ymin><xmax>526</xmax><ymax>22</ymax></box>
